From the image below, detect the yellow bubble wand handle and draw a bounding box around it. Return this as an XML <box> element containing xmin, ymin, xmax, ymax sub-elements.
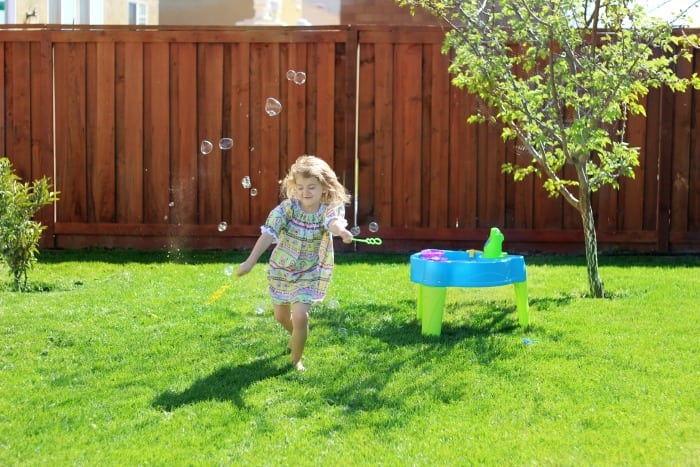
<box><xmin>206</xmin><ymin>272</ymin><xmax>238</xmax><ymax>305</ymax></box>
<box><xmin>352</xmin><ymin>237</ymin><xmax>383</xmax><ymax>245</ymax></box>
<box><xmin>205</xmin><ymin>283</ymin><xmax>232</xmax><ymax>305</ymax></box>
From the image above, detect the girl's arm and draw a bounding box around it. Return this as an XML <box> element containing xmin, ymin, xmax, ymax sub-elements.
<box><xmin>328</xmin><ymin>218</ymin><xmax>354</xmax><ymax>244</ymax></box>
<box><xmin>236</xmin><ymin>231</ymin><xmax>275</xmax><ymax>276</ymax></box>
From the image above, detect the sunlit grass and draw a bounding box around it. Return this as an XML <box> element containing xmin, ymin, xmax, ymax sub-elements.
<box><xmin>1</xmin><ymin>250</ymin><xmax>698</xmax><ymax>465</ymax></box>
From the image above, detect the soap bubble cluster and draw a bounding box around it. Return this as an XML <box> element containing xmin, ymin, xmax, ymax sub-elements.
<box><xmin>286</xmin><ymin>69</ymin><xmax>307</xmax><ymax>85</ymax></box>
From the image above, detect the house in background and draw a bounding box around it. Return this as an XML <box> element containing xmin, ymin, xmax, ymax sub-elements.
<box><xmin>157</xmin><ymin>0</ymin><xmax>436</xmax><ymax>26</ymax></box>
<box><xmin>159</xmin><ymin>0</ymin><xmax>335</xmax><ymax>26</ymax></box>
<box><xmin>0</xmin><ymin>0</ymin><xmax>437</xmax><ymax>26</ymax></box>
<box><xmin>0</xmin><ymin>0</ymin><xmax>159</xmax><ymax>25</ymax></box>
<box><xmin>340</xmin><ymin>0</ymin><xmax>440</xmax><ymax>25</ymax></box>
<box><xmin>1</xmin><ymin>0</ymin><xmax>695</xmax><ymax>26</ymax></box>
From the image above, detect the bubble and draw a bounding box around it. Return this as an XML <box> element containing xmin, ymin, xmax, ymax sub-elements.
<box><xmin>368</xmin><ymin>221</ymin><xmax>379</xmax><ymax>233</ymax></box>
<box><xmin>327</xmin><ymin>299</ymin><xmax>340</xmax><ymax>310</ymax></box>
<box><xmin>241</xmin><ymin>176</ymin><xmax>251</xmax><ymax>189</ymax></box>
<box><xmin>200</xmin><ymin>140</ymin><xmax>213</xmax><ymax>155</ymax></box>
<box><xmin>217</xmin><ymin>221</ymin><xmax>228</xmax><ymax>232</ymax></box>
<box><xmin>219</xmin><ymin>137</ymin><xmax>233</xmax><ymax>150</ymax></box>
<box><xmin>350</xmin><ymin>225</ymin><xmax>361</xmax><ymax>236</ymax></box>
<box><xmin>265</xmin><ymin>97</ymin><xmax>283</xmax><ymax>116</ymax></box>
<box><xmin>224</xmin><ymin>265</ymin><xmax>235</xmax><ymax>276</ymax></box>
<box><xmin>255</xmin><ymin>303</ymin><xmax>266</xmax><ymax>315</ymax></box>
<box><xmin>250</xmin><ymin>188</ymin><xmax>258</xmax><ymax>197</ymax></box>
<box><xmin>286</xmin><ymin>69</ymin><xmax>296</xmax><ymax>81</ymax></box>
<box><xmin>168</xmin><ymin>201</ymin><xmax>175</xmax><ymax>207</ymax></box>
<box><xmin>293</xmin><ymin>71</ymin><xmax>307</xmax><ymax>85</ymax></box>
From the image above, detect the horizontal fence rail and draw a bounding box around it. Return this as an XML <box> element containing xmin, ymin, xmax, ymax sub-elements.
<box><xmin>1</xmin><ymin>25</ymin><xmax>699</xmax><ymax>253</ymax></box>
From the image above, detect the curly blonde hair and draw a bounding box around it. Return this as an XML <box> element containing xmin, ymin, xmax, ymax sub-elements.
<box><xmin>281</xmin><ymin>155</ymin><xmax>351</xmax><ymax>205</ymax></box>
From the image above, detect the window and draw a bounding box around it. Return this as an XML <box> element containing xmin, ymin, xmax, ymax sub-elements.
<box><xmin>128</xmin><ymin>2</ymin><xmax>147</xmax><ymax>25</ymax></box>
<box><xmin>49</xmin><ymin>0</ymin><xmax>78</xmax><ymax>24</ymax></box>
<box><xmin>81</xmin><ymin>0</ymin><xmax>104</xmax><ymax>25</ymax></box>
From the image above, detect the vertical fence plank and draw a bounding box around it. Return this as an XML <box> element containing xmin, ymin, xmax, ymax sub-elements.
<box><xmin>144</xmin><ymin>42</ymin><xmax>171</xmax><ymax>225</ymax></box>
<box><xmin>31</xmin><ymin>36</ymin><xmax>56</xmax><ymax>245</ymax></box>
<box><xmin>284</xmin><ymin>42</ymin><xmax>308</xmax><ymax>169</ymax></box>
<box><xmin>597</xmin><ymin>184</ymin><xmax>619</xmax><ymax>233</ymax></box>
<box><xmin>170</xmin><ymin>42</ymin><xmax>198</xmax><ymax>225</ymax></box>
<box><xmin>670</xmin><ymin>56</ymin><xmax>692</xmax><ymax>235</ymax></box>
<box><xmin>313</xmin><ymin>42</ymin><xmax>336</xmax><ymax>163</ymax></box>
<box><xmin>643</xmin><ymin>87</ymin><xmax>661</xmax><ymax>231</ymax></box>
<box><xmin>484</xmin><ymin>120</ymin><xmax>506</xmax><ymax>228</ymax></box>
<box><xmin>5</xmin><ymin>42</ymin><xmax>32</xmax><ymax>179</ymax></box>
<box><xmin>252</xmin><ymin>42</ymin><xmax>282</xmax><ymax>224</ymax></box>
<box><xmin>86</xmin><ymin>41</ymin><xmax>116</xmax><ymax>223</ymax></box>
<box><xmin>394</xmin><ymin>42</ymin><xmax>422</xmax><ymax>227</ymax></box>
<box><xmin>0</xmin><ymin>42</ymin><xmax>5</xmax><ymax>155</ymax></box>
<box><xmin>373</xmin><ymin>42</ymin><xmax>394</xmax><ymax>227</ymax></box>
<box><xmin>447</xmin><ymin>87</ymin><xmax>470</xmax><ymax>230</ymax></box>
<box><xmin>428</xmin><ymin>44</ymin><xmax>449</xmax><ymax>229</ymax></box>
<box><xmin>620</xmin><ymin>98</ymin><xmax>647</xmax><ymax>232</ymax></box>
<box><xmin>54</xmin><ymin>42</ymin><xmax>88</xmax><ymax>223</ymax></box>
<box><xmin>511</xmin><ymin>146</ymin><xmax>535</xmax><ymax>230</ymax></box>
<box><xmin>689</xmin><ymin>49</ymin><xmax>700</xmax><ymax>233</ymax></box>
<box><xmin>228</xmin><ymin>42</ymin><xmax>252</xmax><ymax>226</ymax></box>
<box><xmin>357</xmin><ymin>42</ymin><xmax>375</xmax><ymax>228</ymax></box>
<box><xmin>115</xmin><ymin>42</ymin><xmax>144</xmax><ymax>224</ymax></box>
<box><xmin>197</xmin><ymin>43</ymin><xmax>224</xmax><ymax>226</ymax></box>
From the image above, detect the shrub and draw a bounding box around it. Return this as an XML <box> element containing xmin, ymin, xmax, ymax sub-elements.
<box><xmin>0</xmin><ymin>157</ymin><xmax>59</xmax><ymax>291</ymax></box>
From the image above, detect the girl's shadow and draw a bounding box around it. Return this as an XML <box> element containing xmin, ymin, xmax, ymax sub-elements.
<box><xmin>152</xmin><ymin>356</ymin><xmax>291</xmax><ymax>410</ymax></box>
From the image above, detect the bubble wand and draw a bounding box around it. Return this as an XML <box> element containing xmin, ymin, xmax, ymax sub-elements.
<box><xmin>206</xmin><ymin>267</ymin><xmax>238</xmax><ymax>305</ymax></box>
<box><xmin>205</xmin><ymin>282</ymin><xmax>233</xmax><ymax>305</ymax></box>
<box><xmin>352</xmin><ymin>237</ymin><xmax>383</xmax><ymax>245</ymax></box>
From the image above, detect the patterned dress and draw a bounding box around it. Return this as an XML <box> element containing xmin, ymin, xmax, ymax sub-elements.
<box><xmin>262</xmin><ymin>198</ymin><xmax>346</xmax><ymax>305</ymax></box>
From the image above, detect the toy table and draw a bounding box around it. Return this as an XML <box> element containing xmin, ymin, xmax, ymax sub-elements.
<box><xmin>409</xmin><ymin>249</ymin><xmax>529</xmax><ymax>336</ymax></box>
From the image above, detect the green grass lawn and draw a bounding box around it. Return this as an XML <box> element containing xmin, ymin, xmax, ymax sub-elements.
<box><xmin>1</xmin><ymin>249</ymin><xmax>698</xmax><ymax>465</ymax></box>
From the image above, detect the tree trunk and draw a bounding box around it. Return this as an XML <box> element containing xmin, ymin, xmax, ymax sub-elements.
<box><xmin>579</xmin><ymin>187</ymin><xmax>605</xmax><ymax>298</ymax></box>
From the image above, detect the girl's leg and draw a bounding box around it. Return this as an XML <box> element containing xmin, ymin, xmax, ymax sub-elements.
<box><xmin>273</xmin><ymin>304</ymin><xmax>293</xmax><ymax>333</ymax></box>
<box><xmin>289</xmin><ymin>302</ymin><xmax>310</xmax><ymax>370</ymax></box>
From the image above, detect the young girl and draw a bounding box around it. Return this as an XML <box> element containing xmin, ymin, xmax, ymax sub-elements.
<box><xmin>236</xmin><ymin>155</ymin><xmax>353</xmax><ymax>371</ymax></box>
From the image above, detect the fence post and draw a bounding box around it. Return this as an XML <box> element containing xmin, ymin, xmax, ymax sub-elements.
<box><xmin>656</xmin><ymin>85</ymin><xmax>674</xmax><ymax>253</ymax></box>
<box><xmin>38</xmin><ymin>30</ymin><xmax>56</xmax><ymax>248</ymax></box>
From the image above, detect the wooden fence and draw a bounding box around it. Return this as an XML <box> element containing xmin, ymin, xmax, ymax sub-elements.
<box><xmin>1</xmin><ymin>25</ymin><xmax>698</xmax><ymax>254</ymax></box>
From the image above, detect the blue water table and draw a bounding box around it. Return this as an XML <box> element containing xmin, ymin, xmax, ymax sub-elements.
<box><xmin>409</xmin><ymin>227</ymin><xmax>529</xmax><ymax>336</ymax></box>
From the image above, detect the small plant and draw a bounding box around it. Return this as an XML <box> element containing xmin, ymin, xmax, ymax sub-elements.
<box><xmin>0</xmin><ymin>157</ymin><xmax>59</xmax><ymax>291</ymax></box>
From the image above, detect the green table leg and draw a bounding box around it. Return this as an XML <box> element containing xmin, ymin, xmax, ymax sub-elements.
<box><xmin>513</xmin><ymin>281</ymin><xmax>529</xmax><ymax>328</ymax></box>
<box><xmin>416</xmin><ymin>284</ymin><xmax>423</xmax><ymax>320</ymax></box>
<box><xmin>418</xmin><ymin>284</ymin><xmax>447</xmax><ymax>336</ymax></box>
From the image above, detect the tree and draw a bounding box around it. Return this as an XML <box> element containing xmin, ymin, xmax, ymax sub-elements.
<box><xmin>0</xmin><ymin>157</ymin><xmax>59</xmax><ymax>291</ymax></box>
<box><xmin>397</xmin><ymin>0</ymin><xmax>700</xmax><ymax>297</ymax></box>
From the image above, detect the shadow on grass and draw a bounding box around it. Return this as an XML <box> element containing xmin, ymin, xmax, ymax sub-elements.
<box><xmin>151</xmin><ymin>356</ymin><xmax>291</xmax><ymax>411</ymax></box>
<box><xmin>314</xmin><ymin>299</ymin><xmax>521</xmax><ymax>346</ymax></box>
<box><xmin>529</xmin><ymin>295</ymin><xmax>574</xmax><ymax>310</ymax></box>
<box><xmin>296</xmin><ymin>301</ymin><xmax>526</xmax><ymax>433</ymax></box>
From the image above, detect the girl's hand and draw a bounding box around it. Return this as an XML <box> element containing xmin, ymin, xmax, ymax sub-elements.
<box><xmin>339</xmin><ymin>229</ymin><xmax>353</xmax><ymax>244</ymax></box>
<box><xmin>236</xmin><ymin>261</ymin><xmax>254</xmax><ymax>277</ymax></box>
<box><xmin>328</xmin><ymin>218</ymin><xmax>354</xmax><ymax>244</ymax></box>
